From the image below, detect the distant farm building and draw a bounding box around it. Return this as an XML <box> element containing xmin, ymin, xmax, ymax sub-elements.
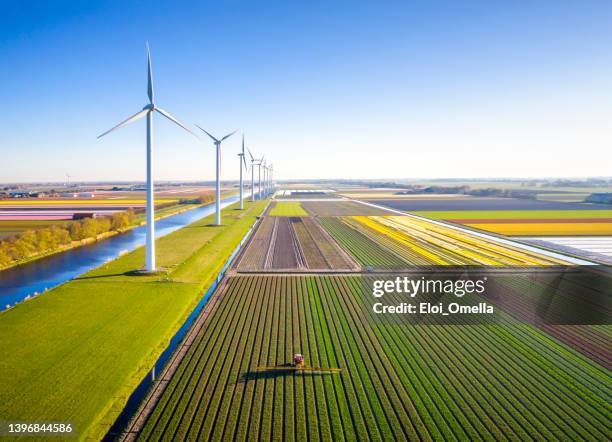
<box><xmin>72</xmin><ymin>213</ymin><xmax>97</xmax><ymax>220</ymax></box>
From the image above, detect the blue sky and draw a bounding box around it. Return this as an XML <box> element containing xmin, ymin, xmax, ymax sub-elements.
<box><xmin>1</xmin><ymin>1</ymin><xmax>611</xmax><ymax>182</ymax></box>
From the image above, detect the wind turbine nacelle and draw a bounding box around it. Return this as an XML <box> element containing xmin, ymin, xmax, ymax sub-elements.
<box><xmin>143</xmin><ymin>104</ymin><xmax>155</xmax><ymax>111</ymax></box>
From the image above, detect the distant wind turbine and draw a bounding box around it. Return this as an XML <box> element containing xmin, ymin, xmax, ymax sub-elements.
<box><xmin>237</xmin><ymin>135</ymin><xmax>247</xmax><ymax>209</ymax></box>
<box><xmin>248</xmin><ymin>148</ymin><xmax>256</xmax><ymax>201</ymax></box>
<box><xmin>65</xmin><ymin>173</ymin><xmax>71</xmax><ymax>187</ymax></box>
<box><xmin>98</xmin><ymin>44</ymin><xmax>196</xmax><ymax>272</ymax></box>
<box><xmin>195</xmin><ymin>125</ymin><xmax>237</xmax><ymax>225</ymax></box>
<box><xmin>258</xmin><ymin>156</ymin><xmax>265</xmax><ymax>199</ymax></box>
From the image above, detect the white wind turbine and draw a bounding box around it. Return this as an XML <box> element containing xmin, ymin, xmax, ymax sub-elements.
<box><xmin>237</xmin><ymin>135</ymin><xmax>248</xmax><ymax>209</ymax></box>
<box><xmin>263</xmin><ymin>162</ymin><xmax>268</xmax><ymax>196</ymax></box>
<box><xmin>98</xmin><ymin>44</ymin><xmax>196</xmax><ymax>272</ymax></box>
<box><xmin>258</xmin><ymin>156</ymin><xmax>265</xmax><ymax>199</ymax></box>
<box><xmin>195</xmin><ymin>125</ymin><xmax>237</xmax><ymax>225</ymax></box>
<box><xmin>247</xmin><ymin>148</ymin><xmax>256</xmax><ymax>201</ymax></box>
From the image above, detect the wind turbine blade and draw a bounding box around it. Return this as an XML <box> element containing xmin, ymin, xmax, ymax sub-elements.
<box><xmin>242</xmin><ymin>155</ymin><xmax>247</xmax><ymax>169</ymax></box>
<box><xmin>247</xmin><ymin>147</ymin><xmax>254</xmax><ymax>161</ymax></box>
<box><xmin>98</xmin><ymin>108</ymin><xmax>149</xmax><ymax>138</ymax></box>
<box><xmin>241</xmin><ymin>134</ymin><xmax>245</xmax><ymax>154</ymax></box>
<box><xmin>146</xmin><ymin>43</ymin><xmax>154</xmax><ymax>104</ymax></box>
<box><xmin>221</xmin><ymin>129</ymin><xmax>238</xmax><ymax>142</ymax></box>
<box><xmin>195</xmin><ymin>124</ymin><xmax>219</xmax><ymax>143</ymax></box>
<box><xmin>155</xmin><ymin>108</ymin><xmax>198</xmax><ymax>138</ymax></box>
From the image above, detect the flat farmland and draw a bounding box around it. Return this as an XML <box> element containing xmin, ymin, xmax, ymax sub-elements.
<box><xmin>302</xmin><ymin>201</ymin><xmax>389</xmax><ymax>216</ymax></box>
<box><xmin>235</xmin><ymin>217</ymin><xmax>356</xmax><ymax>271</ymax></box>
<box><xmin>465</xmin><ymin>222</ymin><xmax>612</xmax><ymax>236</ymax></box>
<box><xmin>138</xmin><ymin>275</ymin><xmax>612</xmax><ymax>441</ymax></box>
<box><xmin>412</xmin><ymin>210</ymin><xmax>612</xmax><ymax>220</ymax></box>
<box><xmin>411</xmin><ymin>210</ymin><xmax>612</xmax><ymax>237</ymax></box>
<box><xmin>373</xmin><ymin>197</ymin><xmax>612</xmax><ymax>212</ymax></box>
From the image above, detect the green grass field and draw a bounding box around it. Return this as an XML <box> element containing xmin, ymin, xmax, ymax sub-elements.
<box><xmin>0</xmin><ymin>200</ymin><xmax>267</xmax><ymax>440</ymax></box>
<box><xmin>413</xmin><ymin>210</ymin><xmax>612</xmax><ymax>220</ymax></box>
<box><xmin>139</xmin><ymin>275</ymin><xmax>611</xmax><ymax>441</ymax></box>
<box><xmin>269</xmin><ymin>202</ymin><xmax>308</xmax><ymax>217</ymax></box>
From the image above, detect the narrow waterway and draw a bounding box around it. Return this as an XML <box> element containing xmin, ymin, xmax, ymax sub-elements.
<box><xmin>0</xmin><ymin>194</ymin><xmax>255</xmax><ymax>307</ymax></box>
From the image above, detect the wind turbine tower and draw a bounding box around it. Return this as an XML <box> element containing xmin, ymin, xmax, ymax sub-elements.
<box><xmin>248</xmin><ymin>148</ymin><xmax>256</xmax><ymax>201</ymax></box>
<box><xmin>196</xmin><ymin>125</ymin><xmax>237</xmax><ymax>225</ymax></box>
<box><xmin>238</xmin><ymin>135</ymin><xmax>247</xmax><ymax>209</ymax></box>
<box><xmin>98</xmin><ymin>44</ymin><xmax>196</xmax><ymax>272</ymax></box>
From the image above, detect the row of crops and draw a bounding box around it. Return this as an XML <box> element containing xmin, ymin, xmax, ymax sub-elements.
<box><xmin>138</xmin><ymin>275</ymin><xmax>611</xmax><ymax>441</ymax></box>
<box><xmin>489</xmin><ymin>271</ymin><xmax>612</xmax><ymax>369</ymax></box>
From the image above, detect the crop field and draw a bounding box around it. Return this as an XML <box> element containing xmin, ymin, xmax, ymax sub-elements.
<box><xmin>465</xmin><ymin>222</ymin><xmax>612</xmax><ymax>236</ymax></box>
<box><xmin>373</xmin><ymin>197</ymin><xmax>612</xmax><ymax>212</ymax></box>
<box><xmin>0</xmin><ymin>199</ymin><xmax>179</xmax><ymax>222</ymax></box>
<box><xmin>319</xmin><ymin>216</ymin><xmax>568</xmax><ymax>267</ymax></box>
<box><xmin>269</xmin><ymin>202</ymin><xmax>309</xmax><ymax>217</ymax></box>
<box><xmin>138</xmin><ymin>274</ymin><xmax>611</xmax><ymax>441</ymax></box>
<box><xmin>235</xmin><ymin>217</ymin><xmax>356</xmax><ymax>271</ymax></box>
<box><xmin>410</xmin><ymin>210</ymin><xmax>612</xmax><ymax>237</ymax></box>
<box><xmin>485</xmin><ymin>271</ymin><xmax>612</xmax><ymax>368</ymax></box>
<box><xmin>412</xmin><ymin>210</ymin><xmax>612</xmax><ymax>220</ymax></box>
<box><xmin>337</xmin><ymin>189</ymin><xmax>472</xmax><ymax>200</ymax></box>
<box><xmin>302</xmin><ymin>201</ymin><xmax>390</xmax><ymax>216</ymax></box>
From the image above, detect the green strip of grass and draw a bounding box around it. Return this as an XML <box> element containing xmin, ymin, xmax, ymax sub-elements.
<box><xmin>268</xmin><ymin>201</ymin><xmax>308</xmax><ymax>217</ymax></box>
<box><xmin>413</xmin><ymin>210</ymin><xmax>612</xmax><ymax>220</ymax></box>
<box><xmin>0</xmin><ymin>200</ymin><xmax>267</xmax><ymax>440</ymax></box>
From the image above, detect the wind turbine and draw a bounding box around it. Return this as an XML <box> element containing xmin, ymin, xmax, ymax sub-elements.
<box><xmin>237</xmin><ymin>135</ymin><xmax>247</xmax><ymax>209</ymax></box>
<box><xmin>98</xmin><ymin>44</ymin><xmax>196</xmax><ymax>272</ymax></box>
<box><xmin>195</xmin><ymin>125</ymin><xmax>237</xmax><ymax>225</ymax></box>
<box><xmin>263</xmin><ymin>162</ymin><xmax>268</xmax><ymax>196</ymax></box>
<box><xmin>258</xmin><ymin>156</ymin><xmax>265</xmax><ymax>199</ymax></box>
<box><xmin>248</xmin><ymin>148</ymin><xmax>256</xmax><ymax>201</ymax></box>
<box><xmin>65</xmin><ymin>173</ymin><xmax>71</xmax><ymax>187</ymax></box>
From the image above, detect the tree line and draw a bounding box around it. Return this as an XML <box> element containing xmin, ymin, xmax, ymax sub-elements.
<box><xmin>0</xmin><ymin>209</ymin><xmax>135</xmax><ymax>267</ymax></box>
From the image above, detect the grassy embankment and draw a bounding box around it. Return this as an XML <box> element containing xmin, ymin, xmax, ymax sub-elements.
<box><xmin>268</xmin><ymin>201</ymin><xmax>308</xmax><ymax>217</ymax></box>
<box><xmin>0</xmin><ymin>200</ymin><xmax>267</xmax><ymax>441</ymax></box>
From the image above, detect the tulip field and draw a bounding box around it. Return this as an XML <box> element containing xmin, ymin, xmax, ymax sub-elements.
<box><xmin>319</xmin><ymin>215</ymin><xmax>568</xmax><ymax>267</ymax></box>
